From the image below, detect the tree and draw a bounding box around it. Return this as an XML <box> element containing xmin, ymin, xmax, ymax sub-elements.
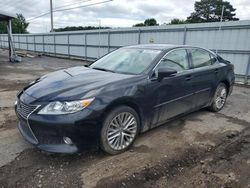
<box><xmin>133</xmin><ymin>18</ymin><xmax>159</xmax><ymax>27</ymax></box>
<box><xmin>144</xmin><ymin>18</ymin><xmax>159</xmax><ymax>26</ymax></box>
<box><xmin>133</xmin><ymin>23</ymin><xmax>145</xmax><ymax>27</ymax></box>
<box><xmin>12</xmin><ymin>14</ymin><xmax>29</xmax><ymax>33</ymax></box>
<box><xmin>54</xmin><ymin>26</ymin><xmax>111</xmax><ymax>32</ymax></box>
<box><xmin>169</xmin><ymin>18</ymin><xmax>187</xmax><ymax>24</ymax></box>
<box><xmin>187</xmin><ymin>0</ymin><xmax>239</xmax><ymax>23</ymax></box>
<box><xmin>0</xmin><ymin>14</ymin><xmax>29</xmax><ymax>34</ymax></box>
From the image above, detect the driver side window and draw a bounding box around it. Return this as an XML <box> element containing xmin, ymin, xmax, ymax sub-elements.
<box><xmin>157</xmin><ymin>49</ymin><xmax>189</xmax><ymax>72</ymax></box>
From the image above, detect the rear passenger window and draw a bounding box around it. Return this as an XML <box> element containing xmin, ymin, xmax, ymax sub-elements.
<box><xmin>157</xmin><ymin>49</ymin><xmax>189</xmax><ymax>72</ymax></box>
<box><xmin>190</xmin><ymin>49</ymin><xmax>213</xmax><ymax>68</ymax></box>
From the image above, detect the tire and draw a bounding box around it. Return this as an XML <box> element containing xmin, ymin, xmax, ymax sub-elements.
<box><xmin>100</xmin><ymin>106</ymin><xmax>140</xmax><ymax>155</ymax></box>
<box><xmin>209</xmin><ymin>83</ymin><xmax>228</xmax><ymax>112</ymax></box>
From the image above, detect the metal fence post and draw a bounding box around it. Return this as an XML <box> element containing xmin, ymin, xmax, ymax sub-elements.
<box><xmin>183</xmin><ymin>26</ymin><xmax>187</xmax><ymax>45</ymax></box>
<box><xmin>244</xmin><ymin>55</ymin><xmax>250</xmax><ymax>85</ymax></box>
<box><xmin>42</xmin><ymin>35</ymin><xmax>45</xmax><ymax>54</ymax></box>
<box><xmin>53</xmin><ymin>34</ymin><xmax>56</xmax><ymax>56</ymax></box>
<box><xmin>18</xmin><ymin>35</ymin><xmax>20</xmax><ymax>49</ymax></box>
<box><xmin>0</xmin><ymin>35</ymin><xmax>2</xmax><ymax>48</ymax></box>
<box><xmin>138</xmin><ymin>29</ymin><xmax>141</xmax><ymax>44</ymax></box>
<box><xmin>108</xmin><ymin>31</ymin><xmax>110</xmax><ymax>53</ymax></box>
<box><xmin>26</xmin><ymin>35</ymin><xmax>28</xmax><ymax>51</ymax></box>
<box><xmin>85</xmin><ymin>34</ymin><xmax>87</xmax><ymax>61</ymax></box>
<box><xmin>34</xmin><ymin>35</ymin><xmax>36</xmax><ymax>52</ymax></box>
<box><xmin>67</xmin><ymin>34</ymin><xmax>70</xmax><ymax>58</ymax></box>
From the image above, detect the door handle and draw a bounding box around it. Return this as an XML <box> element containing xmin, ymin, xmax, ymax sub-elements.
<box><xmin>214</xmin><ymin>68</ymin><xmax>219</xmax><ymax>74</ymax></box>
<box><xmin>185</xmin><ymin>75</ymin><xmax>192</xmax><ymax>81</ymax></box>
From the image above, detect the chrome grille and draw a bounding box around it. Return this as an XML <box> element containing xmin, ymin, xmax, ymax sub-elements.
<box><xmin>17</xmin><ymin>100</ymin><xmax>38</xmax><ymax>119</ymax></box>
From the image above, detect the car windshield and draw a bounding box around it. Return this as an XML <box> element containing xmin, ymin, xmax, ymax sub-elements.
<box><xmin>90</xmin><ymin>48</ymin><xmax>162</xmax><ymax>74</ymax></box>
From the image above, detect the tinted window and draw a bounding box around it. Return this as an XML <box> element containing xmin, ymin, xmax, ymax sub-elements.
<box><xmin>157</xmin><ymin>49</ymin><xmax>189</xmax><ymax>72</ymax></box>
<box><xmin>190</xmin><ymin>49</ymin><xmax>213</xmax><ymax>68</ymax></box>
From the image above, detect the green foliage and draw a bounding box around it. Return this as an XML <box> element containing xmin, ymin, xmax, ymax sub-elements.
<box><xmin>169</xmin><ymin>18</ymin><xmax>187</xmax><ymax>25</ymax></box>
<box><xmin>187</xmin><ymin>0</ymin><xmax>239</xmax><ymax>23</ymax></box>
<box><xmin>133</xmin><ymin>23</ymin><xmax>145</xmax><ymax>27</ymax></box>
<box><xmin>0</xmin><ymin>14</ymin><xmax>29</xmax><ymax>34</ymax></box>
<box><xmin>144</xmin><ymin>18</ymin><xmax>159</xmax><ymax>26</ymax></box>
<box><xmin>133</xmin><ymin>18</ymin><xmax>159</xmax><ymax>27</ymax></box>
<box><xmin>54</xmin><ymin>26</ymin><xmax>111</xmax><ymax>32</ymax></box>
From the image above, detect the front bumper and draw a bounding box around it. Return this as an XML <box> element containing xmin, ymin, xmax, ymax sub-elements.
<box><xmin>15</xmin><ymin>106</ymin><xmax>102</xmax><ymax>153</ymax></box>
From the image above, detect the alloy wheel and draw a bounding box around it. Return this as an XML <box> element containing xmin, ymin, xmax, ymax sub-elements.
<box><xmin>215</xmin><ymin>86</ymin><xmax>227</xmax><ymax>109</ymax></box>
<box><xmin>107</xmin><ymin>112</ymin><xmax>137</xmax><ymax>150</ymax></box>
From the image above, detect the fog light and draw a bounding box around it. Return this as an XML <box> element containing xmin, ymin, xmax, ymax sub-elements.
<box><xmin>63</xmin><ymin>137</ymin><xmax>73</xmax><ymax>145</ymax></box>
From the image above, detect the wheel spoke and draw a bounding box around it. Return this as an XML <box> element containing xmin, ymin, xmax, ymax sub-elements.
<box><xmin>110</xmin><ymin>121</ymin><xmax>119</xmax><ymax>128</ymax></box>
<box><xmin>123</xmin><ymin>132</ymin><xmax>133</xmax><ymax>138</ymax></box>
<box><xmin>113</xmin><ymin>136</ymin><xmax>120</xmax><ymax>149</ymax></box>
<box><xmin>123</xmin><ymin>115</ymin><xmax>133</xmax><ymax>127</ymax></box>
<box><xmin>109</xmin><ymin>135</ymin><xmax>117</xmax><ymax>145</ymax></box>
<box><xmin>124</xmin><ymin>117</ymin><xmax>135</xmax><ymax>129</ymax></box>
<box><xmin>120</xmin><ymin>133</ymin><xmax>125</xmax><ymax>148</ymax></box>
<box><xmin>108</xmin><ymin>132</ymin><xmax>120</xmax><ymax>141</ymax></box>
<box><xmin>108</xmin><ymin>128</ymin><xmax>119</xmax><ymax>136</ymax></box>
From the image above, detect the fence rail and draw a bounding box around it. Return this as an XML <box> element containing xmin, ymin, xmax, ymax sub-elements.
<box><xmin>0</xmin><ymin>20</ymin><xmax>250</xmax><ymax>84</ymax></box>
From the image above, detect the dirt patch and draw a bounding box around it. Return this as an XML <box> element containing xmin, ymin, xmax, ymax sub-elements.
<box><xmin>0</xmin><ymin>91</ymin><xmax>19</xmax><ymax>108</ymax></box>
<box><xmin>95</xmin><ymin>128</ymin><xmax>250</xmax><ymax>188</ymax></box>
<box><xmin>0</xmin><ymin>149</ymin><xmax>103</xmax><ymax>188</ymax></box>
<box><xmin>0</xmin><ymin>107</ymin><xmax>16</xmax><ymax>130</ymax></box>
<box><xmin>0</xmin><ymin>82</ymin><xmax>28</xmax><ymax>92</ymax></box>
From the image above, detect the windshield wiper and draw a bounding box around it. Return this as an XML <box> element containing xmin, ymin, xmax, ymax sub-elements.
<box><xmin>92</xmin><ymin>67</ymin><xmax>115</xmax><ymax>73</ymax></box>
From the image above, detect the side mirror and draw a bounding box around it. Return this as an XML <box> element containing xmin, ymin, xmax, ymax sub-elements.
<box><xmin>157</xmin><ymin>68</ymin><xmax>177</xmax><ymax>81</ymax></box>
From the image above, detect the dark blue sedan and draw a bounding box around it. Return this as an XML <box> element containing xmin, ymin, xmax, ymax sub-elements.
<box><xmin>15</xmin><ymin>44</ymin><xmax>235</xmax><ymax>154</ymax></box>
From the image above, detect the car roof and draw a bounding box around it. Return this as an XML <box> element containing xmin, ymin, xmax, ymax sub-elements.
<box><xmin>124</xmin><ymin>44</ymin><xmax>204</xmax><ymax>51</ymax></box>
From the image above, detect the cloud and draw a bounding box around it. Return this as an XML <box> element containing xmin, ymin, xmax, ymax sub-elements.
<box><xmin>0</xmin><ymin>0</ymin><xmax>249</xmax><ymax>33</ymax></box>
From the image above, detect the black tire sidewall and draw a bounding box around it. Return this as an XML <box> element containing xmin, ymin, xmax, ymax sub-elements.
<box><xmin>100</xmin><ymin>106</ymin><xmax>140</xmax><ymax>155</ymax></box>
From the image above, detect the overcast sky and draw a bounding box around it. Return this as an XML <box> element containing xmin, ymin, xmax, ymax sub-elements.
<box><xmin>1</xmin><ymin>0</ymin><xmax>250</xmax><ymax>33</ymax></box>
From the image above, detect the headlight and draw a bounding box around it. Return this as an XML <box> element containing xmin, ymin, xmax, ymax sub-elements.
<box><xmin>38</xmin><ymin>98</ymin><xmax>94</xmax><ymax>115</ymax></box>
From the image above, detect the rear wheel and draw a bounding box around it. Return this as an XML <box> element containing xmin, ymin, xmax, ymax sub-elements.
<box><xmin>100</xmin><ymin>106</ymin><xmax>140</xmax><ymax>155</ymax></box>
<box><xmin>209</xmin><ymin>83</ymin><xmax>227</xmax><ymax>112</ymax></box>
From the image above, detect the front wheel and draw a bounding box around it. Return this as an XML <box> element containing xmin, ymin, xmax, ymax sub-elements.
<box><xmin>209</xmin><ymin>83</ymin><xmax>228</xmax><ymax>112</ymax></box>
<box><xmin>100</xmin><ymin>106</ymin><xmax>140</xmax><ymax>155</ymax></box>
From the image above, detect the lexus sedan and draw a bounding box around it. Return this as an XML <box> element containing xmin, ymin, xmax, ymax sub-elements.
<box><xmin>15</xmin><ymin>44</ymin><xmax>235</xmax><ymax>154</ymax></box>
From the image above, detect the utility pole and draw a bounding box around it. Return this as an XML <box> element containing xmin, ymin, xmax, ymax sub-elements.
<box><xmin>216</xmin><ymin>5</ymin><xmax>225</xmax><ymax>54</ymax></box>
<box><xmin>8</xmin><ymin>19</ymin><xmax>12</xmax><ymax>61</ymax></box>
<box><xmin>220</xmin><ymin>5</ymin><xmax>225</xmax><ymax>22</ymax></box>
<box><xmin>50</xmin><ymin>0</ymin><xmax>54</xmax><ymax>32</ymax></box>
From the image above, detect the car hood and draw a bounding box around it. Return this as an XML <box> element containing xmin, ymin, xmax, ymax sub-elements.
<box><xmin>23</xmin><ymin>66</ymin><xmax>135</xmax><ymax>102</ymax></box>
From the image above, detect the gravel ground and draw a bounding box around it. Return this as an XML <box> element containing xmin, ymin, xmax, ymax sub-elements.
<box><xmin>0</xmin><ymin>49</ymin><xmax>249</xmax><ymax>188</ymax></box>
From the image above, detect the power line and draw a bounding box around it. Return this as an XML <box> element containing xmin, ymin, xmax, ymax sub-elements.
<box><xmin>53</xmin><ymin>0</ymin><xmax>91</xmax><ymax>10</ymax></box>
<box><xmin>28</xmin><ymin>1</ymin><xmax>91</xmax><ymax>22</ymax></box>
<box><xmin>27</xmin><ymin>0</ymin><xmax>113</xmax><ymax>22</ymax></box>
<box><xmin>54</xmin><ymin>0</ymin><xmax>112</xmax><ymax>12</ymax></box>
<box><xmin>27</xmin><ymin>0</ymin><xmax>91</xmax><ymax>22</ymax></box>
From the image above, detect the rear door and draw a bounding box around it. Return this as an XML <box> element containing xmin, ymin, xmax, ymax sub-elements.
<box><xmin>148</xmin><ymin>48</ymin><xmax>195</xmax><ymax>126</ymax></box>
<box><xmin>188</xmin><ymin>48</ymin><xmax>218</xmax><ymax>108</ymax></box>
